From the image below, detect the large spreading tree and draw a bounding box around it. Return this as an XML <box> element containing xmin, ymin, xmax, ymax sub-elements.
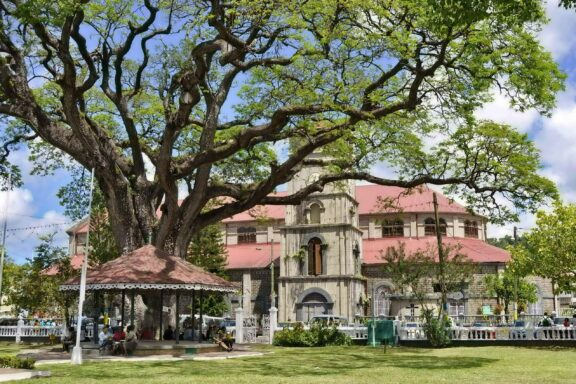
<box><xmin>0</xmin><ymin>0</ymin><xmax>562</xmax><ymax>257</ymax></box>
<box><xmin>510</xmin><ymin>202</ymin><xmax>576</xmax><ymax>295</ymax></box>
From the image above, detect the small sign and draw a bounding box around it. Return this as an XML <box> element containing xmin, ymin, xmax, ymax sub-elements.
<box><xmin>162</xmin><ymin>306</ymin><xmax>171</xmax><ymax>313</ymax></box>
<box><xmin>482</xmin><ymin>305</ymin><xmax>492</xmax><ymax>315</ymax></box>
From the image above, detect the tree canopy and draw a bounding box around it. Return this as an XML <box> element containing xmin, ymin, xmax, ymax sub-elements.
<box><xmin>7</xmin><ymin>233</ymin><xmax>75</xmax><ymax>317</ymax></box>
<box><xmin>510</xmin><ymin>202</ymin><xmax>576</xmax><ymax>295</ymax></box>
<box><xmin>0</xmin><ymin>0</ymin><xmax>562</xmax><ymax>256</ymax></box>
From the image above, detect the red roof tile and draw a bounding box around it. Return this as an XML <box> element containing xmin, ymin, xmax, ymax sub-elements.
<box><xmin>361</xmin><ymin>237</ymin><xmax>509</xmax><ymax>264</ymax></box>
<box><xmin>61</xmin><ymin>245</ymin><xmax>238</xmax><ymax>291</ymax></box>
<box><xmin>226</xmin><ymin>242</ymin><xmax>281</xmax><ymax>269</ymax></box>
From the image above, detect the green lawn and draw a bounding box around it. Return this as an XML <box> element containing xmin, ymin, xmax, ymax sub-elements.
<box><xmin>12</xmin><ymin>345</ymin><xmax>574</xmax><ymax>384</ymax></box>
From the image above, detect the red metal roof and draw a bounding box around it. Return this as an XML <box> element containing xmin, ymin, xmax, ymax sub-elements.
<box><xmin>356</xmin><ymin>185</ymin><xmax>468</xmax><ymax>215</ymax></box>
<box><xmin>222</xmin><ymin>184</ymin><xmax>468</xmax><ymax>223</ymax></box>
<box><xmin>61</xmin><ymin>245</ymin><xmax>238</xmax><ymax>291</ymax></box>
<box><xmin>44</xmin><ymin>253</ymin><xmax>84</xmax><ymax>276</ymax></box>
<box><xmin>226</xmin><ymin>242</ymin><xmax>281</xmax><ymax>269</ymax></box>
<box><xmin>68</xmin><ymin>185</ymin><xmax>469</xmax><ymax>233</ymax></box>
<box><xmin>361</xmin><ymin>237</ymin><xmax>509</xmax><ymax>264</ymax></box>
<box><xmin>222</xmin><ymin>193</ymin><xmax>287</xmax><ymax>222</ymax></box>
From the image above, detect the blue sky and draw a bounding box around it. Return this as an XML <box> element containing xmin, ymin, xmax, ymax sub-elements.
<box><xmin>2</xmin><ymin>2</ymin><xmax>576</xmax><ymax>263</ymax></box>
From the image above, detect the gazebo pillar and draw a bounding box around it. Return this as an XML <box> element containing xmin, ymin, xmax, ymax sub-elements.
<box><xmin>159</xmin><ymin>290</ymin><xmax>164</xmax><ymax>341</ymax></box>
<box><xmin>191</xmin><ymin>290</ymin><xmax>196</xmax><ymax>342</ymax></box>
<box><xmin>199</xmin><ymin>289</ymin><xmax>204</xmax><ymax>343</ymax></box>
<box><xmin>130</xmin><ymin>290</ymin><xmax>135</xmax><ymax>326</ymax></box>
<box><xmin>121</xmin><ymin>290</ymin><xmax>125</xmax><ymax>328</ymax></box>
<box><xmin>175</xmin><ymin>292</ymin><xmax>180</xmax><ymax>345</ymax></box>
<box><xmin>92</xmin><ymin>291</ymin><xmax>100</xmax><ymax>345</ymax></box>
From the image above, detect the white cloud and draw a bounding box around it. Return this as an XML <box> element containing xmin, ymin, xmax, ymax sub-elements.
<box><xmin>475</xmin><ymin>92</ymin><xmax>540</xmax><ymax>133</ymax></box>
<box><xmin>539</xmin><ymin>1</ymin><xmax>576</xmax><ymax>62</ymax></box>
<box><xmin>0</xmin><ymin>187</ymin><xmax>70</xmax><ymax>263</ymax></box>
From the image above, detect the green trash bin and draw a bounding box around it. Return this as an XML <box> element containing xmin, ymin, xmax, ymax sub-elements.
<box><xmin>367</xmin><ymin>320</ymin><xmax>395</xmax><ymax>346</ymax></box>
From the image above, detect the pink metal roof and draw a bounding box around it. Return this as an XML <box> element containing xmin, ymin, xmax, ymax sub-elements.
<box><xmin>222</xmin><ymin>185</ymin><xmax>468</xmax><ymax>223</ymax></box>
<box><xmin>44</xmin><ymin>253</ymin><xmax>84</xmax><ymax>276</ymax></box>
<box><xmin>356</xmin><ymin>185</ymin><xmax>468</xmax><ymax>215</ymax></box>
<box><xmin>225</xmin><ymin>242</ymin><xmax>281</xmax><ymax>269</ymax></box>
<box><xmin>361</xmin><ymin>237</ymin><xmax>509</xmax><ymax>265</ymax></box>
<box><xmin>68</xmin><ymin>185</ymin><xmax>469</xmax><ymax>233</ymax></box>
<box><xmin>222</xmin><ymin>193</ymin><xmax>287</xmax><ymax>222</ymax></box>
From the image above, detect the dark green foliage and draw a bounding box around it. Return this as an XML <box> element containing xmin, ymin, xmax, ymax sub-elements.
<box><xmin>0</xmin><ymin>355</ymin><xmax>35</xmax><ymax>369</ymax></box>
<box><xmin>186</xmin><ymin>224</ymin><xmax>228</xmax><ymax>277</ymax></box>
<box><xmin>273</xmin><ymin>323</ymin><xmax>352</xmax><ymax>347</ymax></box>
<box><xmin>187</xmin><ymin>224</ymin><xmax>230</xmax><ymax>316</ymax></box>
<box><xmin>7</xmin><ymin>233</ymin><xmax>75</xmax><ymax>318</ymax></box>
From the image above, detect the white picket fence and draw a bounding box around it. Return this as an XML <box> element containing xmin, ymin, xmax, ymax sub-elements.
<box><xmin>0</xmin><ymin>322</ymin><xmax>63</xmax><ymax>342</ymax></box>
<box><xmin>398</xmin><ymin>323</ymin><xmax>576</xmax><ymax>341</ymax></box>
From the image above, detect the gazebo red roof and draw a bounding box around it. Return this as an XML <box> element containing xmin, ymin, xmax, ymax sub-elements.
<box><xmin>60</xmin><ymin>245</ymin><xmax>238</xmax><ymax>292</ymax></box>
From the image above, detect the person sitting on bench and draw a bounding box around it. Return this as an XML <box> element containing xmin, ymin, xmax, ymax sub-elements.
<box><xmin>62</xmin><ymin>326</ymin><xmax>76</xmax><ymax>353</ymax></box>
<box><xmin>125</xmin><ymin>325</ymin><xmax>138</xmax><ymax>355</ymax></box>
<box><xmin>213</xmin><ymin>326</ymin><xmax>233</xmax><ymax>352</ymax></box>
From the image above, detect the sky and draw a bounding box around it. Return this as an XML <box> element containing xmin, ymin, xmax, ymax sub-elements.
<box><xmin>2</xmin><ymin>2</ymin><xmax>576</xmax><ymax>264</ymax></box>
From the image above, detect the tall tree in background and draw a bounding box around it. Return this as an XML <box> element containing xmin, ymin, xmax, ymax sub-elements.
<box><xmin>187</xmin><ymin>224</ymin><xmax>228</xmax><ymax>277</ymax></box>
<box><xmin>0</xmin><ymin>0</ymin><xmax>562</xmax><ymax>257</ymax></box>
<box><xmin>484</xmin><ymin>271</ymin><xmax>537</xmax><ymax>316</ymax></box>
<box><xmin>7</xmin><ymin>233</ymin><xmax>75</xmax><ymax>319</ymax></box>
<box><xmin>383</xmin><ymin>242</ymin><xmax>476</xmax><ymax>347</ymax></box>
<box><xmin>510</xmin><ymin>203</ymin><xmax>576</xmax><ymax>296</ymax></box>
<box><xmin>186</xmin><ymin>223</ymin><xmax>229</xmax><ymax>316</ymax></box>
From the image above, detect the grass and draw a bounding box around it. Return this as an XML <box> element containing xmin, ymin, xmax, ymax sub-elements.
<box><xmin>0</xmin><ymin>342</ymin><xmax>40</xmax><ymax>355</ymax></box>
<box><xmin>9</xmin><ymin>344</ymin><xmax>574</xmax><ymax>384</ymax></box>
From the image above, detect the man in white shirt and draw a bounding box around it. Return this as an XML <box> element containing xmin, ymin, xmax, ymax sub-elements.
<box><xmin>98</xmin><ymin>325</ymin><xmax>113</xmax><ymax>353</ymax></box>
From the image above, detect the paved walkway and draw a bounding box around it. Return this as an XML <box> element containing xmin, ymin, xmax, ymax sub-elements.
<box><xmin>0</xmin><ymin>368</ymin><xmax>51</xmax><ymax>382</ymax></box>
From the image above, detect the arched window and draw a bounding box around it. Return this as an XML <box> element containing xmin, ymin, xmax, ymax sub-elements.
<box><xmin>374</xmin><ymin>286</ymin><xmax>391</xmax><ymax>317</ymax></box>
<box><xmin>299</xmin><ymin>292</ymin><xmax>331</xmax><ymax>322</ymax></box>
<box><xmin>237</xmin><ymin>227</ymin><xmax>256</xmax><ymax>244</ymax></box>
<box><xmin>424</xmin><ymin>218</ymin><xmax>447</xmax><ymax>236</ymax></box>
<box><xmin>382</xmin><ymin>219</ymin><xmax>404</xmax><ymax>237</ymax></box>
<box><xmin>307</xmin><ymin>237</ymin><xmax>323</xmax><ymax>276</ymax></box>
<box><xmin>464</xmin><ymin>220</ymin><xmax>479</xmax><ymax>238</ymax></box>
<box><xmin>310</xmin><ymin>203</ymin><xmax>321</xmax><ymax>224</ymax></box>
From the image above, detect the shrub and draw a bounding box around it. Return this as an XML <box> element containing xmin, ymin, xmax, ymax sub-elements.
<box><xmin>273</xmin><ymin>323</ymin><xmax>351</xmax><ymax>347</ymax></box>
<box><xmin>422</xmin><ymin>309</ymin><xmax>452</xmax><ymax>348</ymax></box>
<box><xmin>0</xmin><ymin>355</ymin><xmax>35</xmax><ymax>369</ymax></box>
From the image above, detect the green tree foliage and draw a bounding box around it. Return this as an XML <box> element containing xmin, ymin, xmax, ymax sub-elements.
<box><xmin>484</xmin><ymin>270</ymin><xmax>537</xmax><ymax>315</ymax></box>
<box><xmin>510</xmin><ymin>203</ymin><xmax>576</xmax><ymax>294</ymax></box>
<box><xmin>0</xmin><ymin>0</ymin><xmax>562</xmax><ymax>256</ymax></box>
<box><xmin>89</xmin><ymin>208</ymin><xmax>122</xmax><ymax>265</ymax></box>
<box><xmin>7</xmin><ymin>233</ymin><xmax>75</xmax><ymax>318</ymax></box>
<box><xmin>383</xmin><ymin>242</ymin><xmax>476</xmax><ymax>347</ymax></box>
<box><xmin>186</xmin><ymin>224</ymin><xmax>228</xmax><ymax>277</ymax></box>
<box><xmin>383</xmin><ymin>243</ymin><xmax>477</xmax><ymax>306</ymax></box>
<box><xmin>187</xmin><ymin>224</ymin><xmax>229</xmax><ymax>316</ymax></box>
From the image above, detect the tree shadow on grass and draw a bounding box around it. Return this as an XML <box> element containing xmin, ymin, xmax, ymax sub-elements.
<box><xmin>44</xmin><ymin>348</ymin><xmax>499</xmax><ymax>381</ymax></box>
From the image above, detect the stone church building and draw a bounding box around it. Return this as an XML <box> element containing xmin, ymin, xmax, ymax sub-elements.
<box><xmin>221</xmin><ymin>154</ymin><xmax>557</xmax><ymax>322</ymax></box>
<box><xmin>65</xmin><ymin>154</ymin><xmax>563</xmax><ymax>323</ymax></box>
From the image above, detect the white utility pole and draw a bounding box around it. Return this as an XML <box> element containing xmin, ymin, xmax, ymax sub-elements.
<box><xmin>71</xmin><ymin>169</ymin><xmax>95</xmax><ymax>365</ymax></box>
<box><xmin>0</xmin><ymin>173</ymin><xmax>11</xmax><ymax>311</ymax></box>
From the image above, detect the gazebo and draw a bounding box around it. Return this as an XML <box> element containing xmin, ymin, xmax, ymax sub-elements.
<box><xmin>60</xmin><ymin>245</ymin><xmax>239</xmax><ymax>344</ymax></box>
